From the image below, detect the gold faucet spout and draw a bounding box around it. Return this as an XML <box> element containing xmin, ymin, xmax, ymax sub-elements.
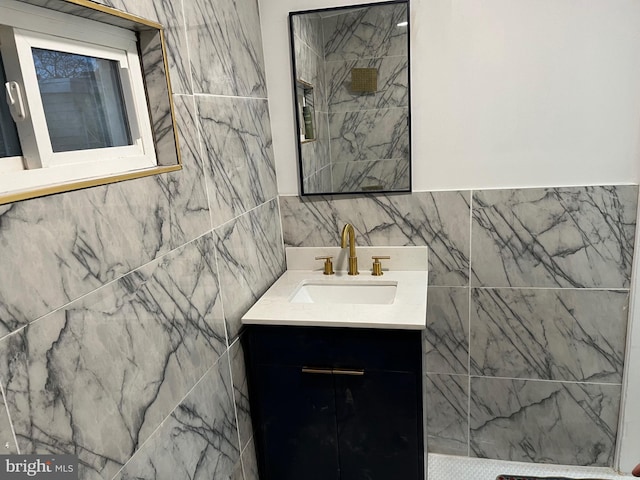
<box><xmin>340</xmin><ymin>223</ymin><xmax>359</xmax><ymax>275</ymax></box>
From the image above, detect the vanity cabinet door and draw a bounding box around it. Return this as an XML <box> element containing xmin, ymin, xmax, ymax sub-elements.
<box><xmin>335</xmin><ymin>370</ymin><xmax>422</xmax><ymax>480</ymax></box>
<box><xmin>245</xmin><ymin>326</ymin><xmax>424</xmax><ymax>480</ymax></box>
<box><xmin>253</xmin><ymin>363</ymin><xmax>340</xmax><ymax>480</ymax></box>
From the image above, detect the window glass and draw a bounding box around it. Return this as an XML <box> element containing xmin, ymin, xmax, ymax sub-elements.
<box><xmin>32</xmin><ymin>47</ymin><xmax>132</xmax><ymax>152</ymax></box>
<box><xmin>0</xmin><ymin>54</ymin><xmax>22</xmax><ymax>158</ymax></box>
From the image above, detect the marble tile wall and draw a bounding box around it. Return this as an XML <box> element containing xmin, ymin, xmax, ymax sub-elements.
<box><xmin>322</xmin><ymin>3</ymin><xmax>409</xmax><ymax>192</ymax></box>
<box><xmin>292</xmin><ymin>13</ymin><xmax>332</xmax><ymax>193</ymax></box>
<box><xmin>0</xmin><ymin>0</ymin><xmax>283</xmax><ymax>479</ymax></box>
<box><xmin>280</xmin><ymin>184</ymin><xmax>639</xmax><ymax>467</ymax></box>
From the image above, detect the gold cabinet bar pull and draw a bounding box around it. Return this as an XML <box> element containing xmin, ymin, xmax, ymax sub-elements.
<box><xmin>301</xmin><ymin>367</ymin><xmax>365</xmax><ymax>376</ymax></box>
<box><xmin>301</xmin><ymin>367</ymin><xmax>333</xmax><ymax>374</ymax></box>
<box><xmin>331</xmin><ymin>368</ymin><xmax>365</xmax><ymax>376</ymax></box>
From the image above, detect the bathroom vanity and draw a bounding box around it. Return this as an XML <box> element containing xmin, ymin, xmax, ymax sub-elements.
<box><xmin>241</xmin><ymin>245</ymin><xmax>428</xmax><ymax>480</ymax></box>
<box><xmin>243</xmin><ymin>325</ymin><xmax>423</xmax><ymax>480</ymax></box>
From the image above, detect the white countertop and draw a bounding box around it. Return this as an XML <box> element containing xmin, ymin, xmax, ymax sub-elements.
<box><xmin>241</xmin><ymin>247</ymin><xmax>428</xmax><ymax>330</ymax></box>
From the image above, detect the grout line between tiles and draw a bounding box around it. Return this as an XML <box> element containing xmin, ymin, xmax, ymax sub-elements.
<box><xmin>424</xmin><ymin>371</ymin><xmax>623</xmax><ymax>387</ymax></box>
<box><xmin>324</xmin><ymin>53</ymin><xmax>408</xmax><ymax>63</ymax></box>
<box><xmin>225</xmin><ymin>343</ymin><xmax>245</xmax><ymax>459</ymax></box>
<box><xmin>10</xmin><ymin>197</ymin><xmax>283</xmax><ymax>342</ymax></box>
<box><xmin>467</xmin><ymin>189</ymin><xmax>473</xmax><ymax>458</ymax></box>
<box><xmin>276</xmin><ymin>197</ymin><xmax>287</xmax><ymax>265</ymax></box>
<box><xmin>467</xmin><ymin>374</ymin><xmax>623</xmax><ymax>387</ymax></box>
<box><xmin>212</xmin><ymin>196</ymin><xmax>280</xmax><ymax>233</ymax></box>
<box><xmin>192</xmin><ymin>93</ymin><xmax>269</xmax><ymax>101</ymax></box>
<box><xmin>240</xmin><ymin>434</ymin><xmax>254</xmax><ymax>456</ymax></box>
<box><xmin>425</xmin><ymin>372</ymin><xmax>470</xmax><ymax>378</ymax></box>
<box><xmin>239</xmin><ymin>435</ymin><xmax>255</xmax><ymax>480</ymax></box>
<box><xmin>186</xmin><ymin>91</ymin><xmax>216</xmax><ymax>233</ymax></box>
<box><xmin>327</xmin><ymin>105</ymin><xmax>408</xmax><ymax>115</ymax></box>
<box><xmin>427</xmin><ymin>286</ymin><xmax>629</xmax><ymax>292</ymax></box>
<box><xmin>212</xmin><ymin>240</ymin><xmax>231</xmax><ymax>352</ymax></box>
<box><xmin>211</xmin><ymin>233</ymin><xmax>248</xmax><ymax>472</ymax></box>
<box><xmin>411</xmin><ymin>184</ymin><xmax>638</xmax><ymax>194</ymax></box>
<box><xmin>0</xmin><ymin>379</ymin><xmax>20</xmax><ymax>455</ymax></box>
<box><xmin>293</xmin><ymin>32</ymin><xmax>323</xmax><ymax>60</ymax></box>
<box><xmin>471</xmin><ymin>286</ymin><xmax>630</xmax><ymax>292</ymax></box>
<box><xmin>8</xmin><ymin>227</ymin><xmax>217</xmax><ymax>340</ymax></box>
<box><xmin>179</xmin><ymin>0</ymin><xmax>194</xmax><ymax>95</ymax></box>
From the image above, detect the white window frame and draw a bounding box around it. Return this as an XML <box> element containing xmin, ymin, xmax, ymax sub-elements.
<box><xmin>0</xmin><ymin>0</ymin><xmax>158</xmax><ymax>196</ymax></box>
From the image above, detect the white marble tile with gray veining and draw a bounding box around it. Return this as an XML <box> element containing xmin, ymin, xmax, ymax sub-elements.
<box><xmin>292</xmin><ymin>13</ymin><xmax>324</xmax><ymax>61</ymax></box>
<box><xmin>184</xmin><ymin>0</ymin><xmax>266</xmax><ymax>96</ymax></box>
<box><xmin>26</xmin><ymin>0</ymin><xmax>126</xmax><ymax>24</ymax></box>
<box><xmin>198</xmin><ymin>96</ymin><xmax>277</xmax><ymax>228</ymax></box>
<box><xmin>0</xmin><ymin>177</ymin><xmax>174</xmax><ymax>338</ymax></box>
<box><xmin>0</xmin><ymin>235</ymin><xmax>225</xmax><ymax>479</ymax></box>
<box><xmin>292</xmin><ymin>19</ymin><xmax>326</xmax><ymax>110</ymax></box>
<box><xmin>215</xmin><ymin>200</ymin><xmax>285</xmax><ymax>342</ymax></box>
<box><xmin>115</xmin><ymin>352</ymin><xmax>240</xmax><ymax>480</ymax></box>
<box><xmin>231</xmin><ymin>461</ymin><xmax>244</xmax><ymax>480</ymax></box>
<box><xmin>0</xmin><ymin>380</ymin><xmax>17</xmax><ymax>454</ymax></box>
<box><xmin>322</xmin><ymin>4</ymin><xmax>408</xmax><ymax>62</ymax></box>
<box><xmin>426</xmin><ymin>374</ymin><xmax>469</xmax><ymax>456</ymax></box>
<box><xmin>137</xmin><ymin>31</ymin><xmax>177</xmax><ymax>169</ymax></box>
<box><xmin>231</xmin><ymin>339</ymin><xmax>252</xmax><ymax>450</ymax></box>
<box><xmin>294</xmin><ymin>38</ymin><xmax>322</xmax><ymax>90</ymax></box>
<box><xmin>329</xmin><ymin>107</ymin><xmax>409</xmax><ymax>162</ymax></box>
<box><xmin>300</xmin><ymin>117</ymin><xmax>331</xmax><ymax>183</ymax></box>
<box><xmin>331</xmin><ymin>158</ymin><xmax>409</xmax><ymax>193</ymax></box>
<box><xmin>162</xmin><ymin>95</ymin><xmax>210</xmax><ymax>247</ymax></box>
<box><xmin>326</xmin><ymin>56</ymin><xmax>408</xmax><ymax>112</ymax></box>
<box><xmin>301</xmin><ymin>135</ymin><xmax>331</xmax><ymax>180</ymax></box>
<box><xmin>293</xmin><ymin>34</ymin><xmax>328</xmax><ymax>117</ymax></box>
<box><xmin>303</xmin><ymin>165</ymin><xmax>333</xmax><ymax>194</ymax></box>
<box><xmin>241</xmin><ymin>437</ymin><xmax>259</xmax><ymax>480</ymax></box>
<box><xmin>470</xmin><ymin>377</ymin><xmax>620</xmax><ymax>466</ymax></box>
<box><xmin>280</xmin><ymin>191</ymin><xmax>470</xmax><ymax>286</ymax></box>
<box><xmin>426</xmin><ymin>287</ymin><xmax>469</xmax><ymax>375</ymax></box>
<box><xmin>99</xmin><ymin>0</ymin><xmax>192</xmax><ymax>94</ymax></box>
<box><xmin>471</xmin><ymin>186</ymin><xmax>638</xmax><ymax>288</ymax></box>
<box><xmin>470</xmin><ymin>288</ymin><xmax>628</xmax><ymax>383</ymax></box>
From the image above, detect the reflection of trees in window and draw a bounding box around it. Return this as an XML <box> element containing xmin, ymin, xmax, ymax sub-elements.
<box><xmin>32</xmin><ymin>48</ymin><xmax>130</xmax><ymax>152</ymax></box>
<box><xmin>32</xmin><ymin>48</ymin><xmax>97</xmax><ymax>80</ymax></box>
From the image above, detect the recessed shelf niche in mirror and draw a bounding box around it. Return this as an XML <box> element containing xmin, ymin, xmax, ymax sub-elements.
<box><xmin>296</xmin><ymin>80</ymin><xmax>316</xmax><ymax>142</ymax></box>
<box><xmin>289</xmin><ymin>0</ymin><xmax>411</xmax><ymax>196</ymax></box>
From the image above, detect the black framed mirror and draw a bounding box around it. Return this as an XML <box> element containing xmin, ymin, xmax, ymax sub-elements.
<box><xmin>289</xmin><ymin>0</ymin><xmax>411</xmax><ymax>196</ymax></box>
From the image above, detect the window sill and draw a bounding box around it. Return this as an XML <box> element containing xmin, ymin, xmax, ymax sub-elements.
<box><xmin>0</xmin><ymin>163</ymin><xmax>182</xmax><ymax>205</ymax></box>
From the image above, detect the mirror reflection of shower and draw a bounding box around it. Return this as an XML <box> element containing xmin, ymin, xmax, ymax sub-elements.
<box><xmin>289</xmin><ymin>1</ymin><xmax>411</xmax><ymax>196</ymax></box>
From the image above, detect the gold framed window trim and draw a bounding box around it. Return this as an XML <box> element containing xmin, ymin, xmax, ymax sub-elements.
<box><xmin>0</xmin><ymin>0</ymin><xmax>182</xmax><ymax>205</ymax></box>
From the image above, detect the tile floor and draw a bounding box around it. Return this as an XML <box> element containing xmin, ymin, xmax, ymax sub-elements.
<box><xmin>428</xmin><ymin>454</ymin><xmax>635</xmax><ymax>480</ymax></box>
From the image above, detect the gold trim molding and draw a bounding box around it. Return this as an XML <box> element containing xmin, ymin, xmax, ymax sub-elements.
<box><xmin>0</xmin><ymin>165</ymin><xmax>182</xmax><ymax>205</ymax></box>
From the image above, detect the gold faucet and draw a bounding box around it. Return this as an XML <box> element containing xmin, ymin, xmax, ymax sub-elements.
<box><xmin>341</xmin><ymin>223</ymin><xmax>359</xmax><ymax>275</ymax></box>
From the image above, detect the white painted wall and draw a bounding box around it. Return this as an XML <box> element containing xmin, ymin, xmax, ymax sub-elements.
<box><xmin>260</xmin><ymin>0</ymin><xmax>640</xmax><ymax>194</ymax></box>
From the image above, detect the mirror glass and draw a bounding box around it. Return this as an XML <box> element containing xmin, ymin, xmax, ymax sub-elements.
<box><xmin>290</xmin><ymin>1</ymin><xmax>411</xmax><ymax>195</ymax></box>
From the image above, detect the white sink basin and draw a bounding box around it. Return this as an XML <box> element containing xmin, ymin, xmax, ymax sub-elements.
<box><xmin>241</xmin><ymin>246</ymin><xmax>428</xmax><ymax>330</ymax></box>
<box><xmin>290</xmin><ymin>280</ymin><xmax>398</xmax><ymax>305</ymax></box>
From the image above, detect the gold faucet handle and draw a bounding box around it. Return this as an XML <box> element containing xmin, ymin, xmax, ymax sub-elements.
<box><xmin>371</xmin><ymin>255</ymin><xmax>390</xmax><ymax>276</ymax></box>
<box><xmin>315</xmin><ymin>256</ymin><xmax>335</xmax><ymax>275</ymax></box>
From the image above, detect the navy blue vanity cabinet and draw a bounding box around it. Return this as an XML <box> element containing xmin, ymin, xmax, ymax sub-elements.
<box><xmin>244</xmin><ymin>325</ymin><xmax>424</xmax><ymax>480</ymax></box>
